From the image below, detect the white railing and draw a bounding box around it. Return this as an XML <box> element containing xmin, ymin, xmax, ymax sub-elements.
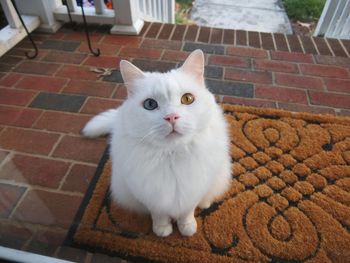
<box><xmin>0</xmin><ymin>0</ymin><xmax>175</xmax><ymax>57</ymax></box>
<box><xmin>138</xmin><ymin>0</ymin><xmax>175</xmax><ymax>24</ymax></box>
<box><xmin>0</xmin><ymin>0</ymin><xmax>41</xmax><ymax>57</ymax></box>
<box><xmin>314</xmin><ymin>0</ymin><xmax>350</xmax><ymax>39</ymax></box>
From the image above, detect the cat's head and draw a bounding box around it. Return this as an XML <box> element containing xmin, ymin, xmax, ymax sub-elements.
<box><xmin>119</xmin><ymin>49</ymin><xmax>217</xmax><ymax>148</ymax></box>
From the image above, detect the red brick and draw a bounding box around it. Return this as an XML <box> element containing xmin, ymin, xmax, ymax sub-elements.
<box><xmin>42</xmin><ymin>51</ymin><xmax>87</xmax><ymax>64</ymax></box>
<box><xmin>34</xmin><ymin>111</ymin><xmax>90</xmax><ymax>134</ymax></box>
<box><xmin>314</xmin><ymin>55</ymin><xmax>350</xmax><ymax>67</ymax></box>
<box><xmin>0</xmin><ymin>106</ymin><xmax>42</xmax><ymax>128</ymax></box>
<box><xmin>0</xmin><ymin>128</ymin><xmax>59</xmax><ymax>155</ymax></box>
<box><xmin>0</xmin><ymin>73</ymin><xmax>22</xmax><ymax>87</ymax></box>
<box><xmin>32</xmin><ymin>229</ymin><xmax>67</xmax><ymax>246</ymax></box>
<box><xmin>254</xmin><ymin>60</ymin><xmax>298</xmax><ymax>73</ymax></box>
<box><xmin>0</xmin><ymin>88</ymin><xmax>36</xmax><ymax>106</ymax></box>
<box><xmin>275</xmin><ymin>73</ymin><xmax>324</xmax><ymax>90</ymax></box>
<box><xmin>0</xmin><ymin>183</ymin><xmax>25</xmax><ymax>218</ymax></box>
<box><xmin>119</xmin><ymin>47</ymin><xmax>162</xmax><ymax>59</ymax></box>
<box><xmin>83</xmin><ymin>55</ymin><xmax>120</xmax><ymax>69</ymax></box>
<box><xmin>209</xmin><ymin>55</ymin><xmax>249</xmax><ymax>68</ymax></box>
<box><xmin>62</xmin><ymin>32</ymin><xmax>103</xmax><ymax>42</ymax></box>
<box><xmin>56</xmin><ymin>65</ymin><xmax>98</xmax><ymax>80</ymax></box>
<box><xmin>141</xmin><ymin>38</ymin><xmax>182</xmax><ymax>50</ymax></box>
<box><xmin>309</xmin><ymin>91</ymin><xmax>350</xmax><ymax>109</ymax></box>
<box><xmin>225</xmin><ymin>68</ymin><xmax>272</xmax><ymax>84</ymax></box>
<box><xmin>53</xmin><ymin>135</ymin><xmax>106</xmax><ymax>163</ymax></box>
<box><xmin>62</xmin><ymin>164</ymin><xmax>96</xmax><ymax>193</ymax></box>
<box><xmin>162</xmin><ymin>50</ymin><xmax>190</xmax><ymax>62</ymax></box>
<box><xmin>0</xmin><ymin>155</ymin><xmax>69</xmax><ymax>188</ymax></box>
<box><xmin>14</xmin><ymin>190</ymin><xmax>82</xmax><ymax>228</ymax></box>
<box><xmin>222</xmin><ymin>96</ymin><xmax>276</xmax><ymax>108</ymax></box>
<box><xmin>255</xmin><ymin>85</ymin><xmax>308</xmax><ymax>104</ymax></box>
<box><xmin>277</xmin><ymin>102</ymin><xmax>335</xmax><ymax>115</ymax></box>
<box><xmin>271</xmin><ymin>51</ymin><xmax>314</xmax><ymax>63</ymax></box>
<box><xmin>102</xmin><ymin>35</ymin><xmax>142</xmax><ymax>46</ymax></box>
<box><xmin>226</xmin><ymin>46</ymin><xmax>268</xmax><ymax>58</ymax></box>
<box><xmin>300</xmin><ymin>64</ymin><xmax>349</xmax><ymax>78</ymax></box>
<box><xmin>16</xmin><ymin>75</ymin><xmax>68</xmax><ymax>92</ymax></box>
<box><xmin>79</xmin><ymin>42</ymin><xmax>121</xmax><ymax>56</ymax></box>
<box><xmin>63</xmin><ymin>79</ymin><xmax>115</xmax><ymax>98</ymax></box>
<box><xmin>0</xmin><ymin>55</ymin><xmax>23</xmax><ymax>65</ymax></box>
<box><xmin>113</xmin><ymin>85</ymin><xmax>128</xmax><ymax>100</ymax></box>
<box><xmin>80</xmin><ymin>97</ymin><xmax>122</xmax><ymax>115</ymax></box>
<box><xmin>324</xmin><ymin>79</ymin><xmax>350</xmax><ymax>93</ymax></box>
<box><xmin>0</xmin><ymin>222</ymin><xmax>33</xmax><ymax>249</ymax></box>
<box><xmin>14</xmin><ymin>61</ymin><xmax>60</xmax><ymax>76</ymax></box>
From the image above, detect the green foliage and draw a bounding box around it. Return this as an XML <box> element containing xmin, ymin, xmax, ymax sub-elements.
<box><xmin>175</xmin><ymin>0</ymin><xmax>194</xmax><ymax>24</ymax></box>
<box><xmin>282</xmin><ymin>0</ymin><xmax>326</xmax><ymax>21</ymax></box>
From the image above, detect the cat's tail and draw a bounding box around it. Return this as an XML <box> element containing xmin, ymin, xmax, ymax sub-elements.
<box><xmin>82</xmin><ymin>109</ymin><xmax>118</xmax><ymax>138</ymax></box>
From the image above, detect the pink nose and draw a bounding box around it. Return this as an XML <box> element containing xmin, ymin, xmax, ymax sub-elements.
<box><xmin>164</xmin><ymin>113</ymin><xmax>180</xmax><ymax>125</ymax></box>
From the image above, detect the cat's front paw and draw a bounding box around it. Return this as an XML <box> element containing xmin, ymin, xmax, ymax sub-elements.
<box><xmin>153</xmin><ymin>223</ymin><xmax>173</xmax><ymax>237</ymax></box>
<box><xmin>198</xmin><ymin>200</ymin><xmax>212</xmax><ymax>209</ymax></box>
<box><xmin>178</xmin><ymin>218</ymin><xmax>197</xmax><ymax>237</ymax></box>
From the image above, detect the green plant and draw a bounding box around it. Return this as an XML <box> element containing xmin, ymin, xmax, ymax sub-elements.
<box><xmin>282</xmin><ymin>0</ymin><xmax>326</xmax><ymax>22</ymax></box>
<box><xmin>175</xmin><ymin>0</ymin><xmax>194</xmax><ymax>24</ymax></box>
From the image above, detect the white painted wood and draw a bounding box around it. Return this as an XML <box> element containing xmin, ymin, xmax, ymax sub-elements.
<box><xmin>67</xmin><ymin>0</ymin><xmax>76</xmax><ymax>12</ymax></box>
<box><xmin>0</xmin><ymin>0</ymin><xmax>21</xmax><ymax>28</ymax></box>
<box><xmin>137</xmin><ymin>0</ymin><xmax>175</xmax><ymax>23</ymax></box>
<box><xmin>0</xmin><ymin>16</ymin><xmax>39</xmax><ymax>57</ymax></box>
<box><xmin>314</xmin><ymin>0</ymin><xmax>350</xmax><ymax>39</ymax></box>
<box><xmin>0</xmin><ymin>246</ymin><xmax>73</xmax><ymax>263</ymax></box>
<box><xmin>13</xmin><ymin>0</ymin><xmax>62</xmax><ymax>33</ymax></box>
<box><xmin>94</xmin><ymin>0</ymin><xmax>104</xmax><ymax>15</ymax></box>
<box><xmin>54</xmin><ymin>5</ymin><xmax>115</xmax><ymax>24</ymax></box>
<box><xmin>111</xmin><ymin>0</ymin><xmax>144</xmax><ymax>35</ymax></box>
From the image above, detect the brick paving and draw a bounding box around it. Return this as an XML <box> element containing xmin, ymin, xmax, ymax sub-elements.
<box><xmin>0</xmin><ymin>22</ymin><xmax>349</xmax><ymax>262</ymax></box>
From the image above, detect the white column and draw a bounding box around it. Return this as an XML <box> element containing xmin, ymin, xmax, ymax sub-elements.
<box><xmin>0</xmin><ymin>0</ymin><xmax>21</xmax><ymax>28</ymax></box>
<box><xmin>110</xmin><ymin>0</ymin><xmax>144</xmax><ymax>35</ymax></box>
<box><xmin>13</xmin><ymin>0</ymin><xmax>62</xmax><ymax>33</ymax></box>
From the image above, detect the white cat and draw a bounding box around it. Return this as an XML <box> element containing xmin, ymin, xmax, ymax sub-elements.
<box><xmin>82</xmin><ymin>49</ymin><xmax>231</xmax><ymax>237</ymax></box>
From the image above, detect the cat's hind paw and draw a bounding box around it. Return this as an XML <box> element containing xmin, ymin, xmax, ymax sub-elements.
<box><xmin>153</xmin><ymin>223</ymin><xmax>173</xmax><ymax>237</ymax></box>
<box><xmin>178</xmin><ymin>219</ymin><xmax>197</xmax><ymax>237</ymax></box>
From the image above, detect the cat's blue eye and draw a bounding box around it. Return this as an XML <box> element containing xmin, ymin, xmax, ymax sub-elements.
<box><xmin>143</xmin><ymin>98</ymin><xmax>158</xmax><ymax>110</ymax></box>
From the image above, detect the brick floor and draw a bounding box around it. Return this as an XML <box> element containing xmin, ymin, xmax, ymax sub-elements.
<box><xmin>0</xmin><ymin>22</ymin><xmax>349</xmax><ymax>263</ymax></box>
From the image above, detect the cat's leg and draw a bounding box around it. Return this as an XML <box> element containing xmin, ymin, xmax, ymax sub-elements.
<box><xmin>177</xmin><ymin>208</ymin><xmax>197</xmax><ymax>236</ymax></box>
<box><xmin>151</xmin><ymin>213</ymin><xmax>173</xmax><ymax>237</ymax></box>
<box><xmin>199</xmin><ymin>168</ymin><xmax>231</xmax><ymax>209</ymax></box>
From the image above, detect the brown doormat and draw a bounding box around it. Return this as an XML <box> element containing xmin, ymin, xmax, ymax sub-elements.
<box><xmin>66</xmin><ymin>104</ymin><xmax>350</xmax><ymax>263</ymax></box>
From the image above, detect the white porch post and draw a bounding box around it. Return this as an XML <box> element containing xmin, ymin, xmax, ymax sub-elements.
<box><xmin>110</xmin><ymin>0</ymin><xmax>144</xmax><ymax>35</ymax></box>
<box><xmin>13</xmin><ymin>0</ymin><xmax>62</xmax><ymax>33</ymax></box>
<box><xmin>1</xmin><ymin>0</ymin><xmax>21</xmax><ymax>28</ymax></box>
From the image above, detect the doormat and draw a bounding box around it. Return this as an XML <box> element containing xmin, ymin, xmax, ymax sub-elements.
<box><xmin>66</xmin><ymin>104</ymin><xmax>350</xmax><ymax>262</ymax></box>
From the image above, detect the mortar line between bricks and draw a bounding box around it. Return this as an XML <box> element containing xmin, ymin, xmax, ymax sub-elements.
<box><xmin>194</xmin><ymin>26</ymin><xmax>200</xmax><ymax>43</ymax></box>
<box><xmin>324</xmin><ymin>38</ymin><xmax>335</xmax><ymax>57</ymax></box>
<box><xmin>0</xmin><ymin>151</ymin><xmax>14</xmax><ymax>173</ymax></box>
<box><xmin>58</xmin><ymin>162</ymin><xmax>74</xmax><ymax>191</ymax></box>
<box><xmin>271</xmin><ymin>33</ymin><xmax>277</xmax><ymax>51</ymax></box>
<box><xmin>181</xmin><ymin>25</ymin><xmax>189</xmax><ymax>42</ymax></box>
<box><xmin>310</xmin><ymin>37</ymin><xmax>320</xmax><ymax>55</ymax></box>
<box><xmin>297</xmin><ymin>35</ymin><xmax>306</xmax><ymax>54</ymax></box>
<box><xmin>0</xmin><ymin>218</ymin><xmax>69</xmax><ymax>235</ymax></box>
<box><xmin>320</xmin><ymin>78</ymin><xmax>327</xmax><ymax>92</ymax></box>
<box><xmin>0</xmin><ymin>178</ymin><xmax>85</xmax><ymax>197</ymax></box>
<box><xmin>167</xmin><ymin>25</ymin><xmax>176</xmax><ymax>41</ymax></box>
<box><xmin>155</xmin><ymin>23</ymin><xmax>165</xmax><ymax>39</ymax></box>
<box><xmin>21</xmin><ymin>231</ymin><xmax>36</xmax><ymax>251</ymax></box>
<box><xmin>338</xmin><ymin>40</ymin><xmax>350</xmax><ymax>57</ymax></box>
<box><xmin>258</xmin><ymin>32</ymin><xmax>262</xmax><ymax>50</ymax></box>
<box><xmin>52</xmin><ymin>63</ymin><xmax>64</xmax><ymax>77</ymax></box>
<box><xmin>48</xmin><ymin>134</ymin><xmax>64</xmax><ymax>157</ymax></box>
<box><xmin>284</xmin><ymin>34</ymin><xmax>291</xmax><ymax>53</ymax></box>
<box><xmin>30</xmin><ymin>109</ymin><xmax>46</xmax><ymax>128</ymax></box>
<box><xmin>305</xmin><ymin>89</ymin><xmax>312</xmax><ymax>106</ymax></box>
<box><xmin>8</xmin><ymin>187</ymin><xmax>30</xmax><ymax>220</ymax></box>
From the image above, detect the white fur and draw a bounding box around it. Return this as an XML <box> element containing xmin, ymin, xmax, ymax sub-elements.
<box><xmin>82</xmin><ymin>50</ymin><xmax>231</xmax><ymax>237</ymax></box>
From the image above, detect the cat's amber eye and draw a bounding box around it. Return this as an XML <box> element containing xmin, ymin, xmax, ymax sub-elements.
<box><xmin>181</xmin><ymin>93</ymin><xmax>195</xmax><ymax>105</ymax></box>
<box><xmin>143</xmin><ymin>98</ymin><xmax>158</xmax><ymax>110</ymax></box>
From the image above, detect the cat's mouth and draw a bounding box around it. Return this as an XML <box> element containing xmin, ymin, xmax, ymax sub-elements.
<box><xmin>166</xmin><ymin>129</ymin><xmax>181</xmax><ymax>138</ymax></box>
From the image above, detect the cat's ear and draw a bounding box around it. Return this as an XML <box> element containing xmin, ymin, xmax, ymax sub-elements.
<box><xmin>120</xmin><ymin>60</ymin><xmax>145</xmax><ymax>95</ymax></box>
<box><xmin>180</xmin><ymin>49</ymin><xmax>204</xmax><ymax>83</ymax></box>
